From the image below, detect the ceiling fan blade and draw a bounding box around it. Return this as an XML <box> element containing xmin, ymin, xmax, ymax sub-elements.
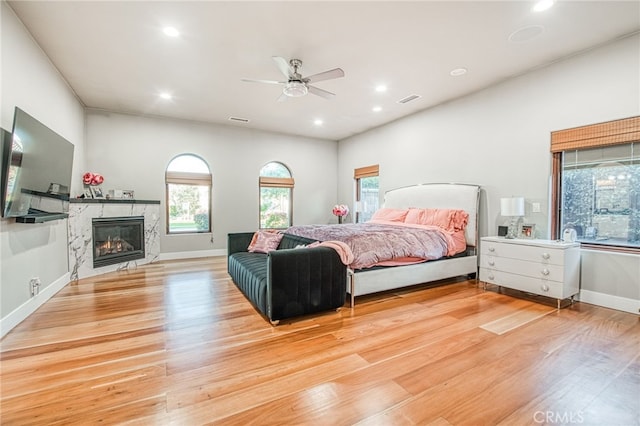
<box><xmin>272</xmin><ymin>56</ymin><xmax>293</xmax><ymax>79</ymax></box>
<box><xmin>307</xmin><ymin>85</ymin><xmax>336</xmax><ymax>99</ymax></box>
<box><xmin>277</xmin><ymin>91</ymin><xmax>289</xmax><ymax>102</ymax></box>
<box><xmin>304</xmin><ymin>68</ymin><xmax>344</xmax><ymax>84</ymax></box>
<box><xmin>241</xmin><ymin>78</ymin><xmax>286</xmax><ymax>85</ymax></box>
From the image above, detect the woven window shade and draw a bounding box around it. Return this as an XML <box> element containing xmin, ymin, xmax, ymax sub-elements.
<box><xmin>166</xmin><ymin>171</ymin><xmax>212</xmax><ymax>185</ymax></box>
<box><xmin>354</xmin><ymin>164</ymin><xmax>379</xmax><ymax>179</ymax></box>
<box><xmin>550</xmin><ymin>116</ymin><xmax>640</xmax><ymax>153</ymax></box>
<box><xmin>259</xmin><ymin>176</ymin><xmax>294</xmax><ymax>188</ymax></box>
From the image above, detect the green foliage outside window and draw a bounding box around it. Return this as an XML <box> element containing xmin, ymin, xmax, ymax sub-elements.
<box><xmin>260</xmin><ymin>187</ymin><xmax>290</xmax><ymax>229</ymax></box>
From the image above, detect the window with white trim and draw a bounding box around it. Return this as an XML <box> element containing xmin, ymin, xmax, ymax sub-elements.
<box><xmin>354</xmin><ymin>164</ymin><xmax>379</xmax><ymax>223</ymax></box>
<box><xmin>165</xmin><ymin>154</ymin><xmax>212</xmax><ymax>234</ymax></box>
<box><xmin>259</xmin><ymin>162</ymin><xmax>293</xmax><ymax>229</ymax></box>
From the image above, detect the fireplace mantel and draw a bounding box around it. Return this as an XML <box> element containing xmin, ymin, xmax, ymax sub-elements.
<box><xmin>67</xmin><ymin>200</ymin><xmax>160</xmax><ymax>280</ymax></box>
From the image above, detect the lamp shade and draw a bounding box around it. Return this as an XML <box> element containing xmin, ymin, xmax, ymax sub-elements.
<box><xmin>500</xmin><ymin>197</ymin><xmax>525</xmax><ymax>216</ymax></box>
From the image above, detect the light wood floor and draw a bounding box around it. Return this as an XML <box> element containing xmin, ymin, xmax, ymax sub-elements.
<box><xmin>1</xmin><ymin>257</ymin><xmax>639</xmax><ymax>425</ymax></box>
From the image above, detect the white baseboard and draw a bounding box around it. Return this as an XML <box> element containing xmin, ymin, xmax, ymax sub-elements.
<box><xmin>579</xmin><ymin>290</ymin><xmax>639</xmax><ymax>315</ymax></box>
<box><xmin>1</xmin><ymin>272</ymin><xmax>71</xmax><ymax>339</ymax></box>
<box><xmin>159</xmin><ymin>249</ymin><xmax>226</xmax><ymax>261</ymax></box>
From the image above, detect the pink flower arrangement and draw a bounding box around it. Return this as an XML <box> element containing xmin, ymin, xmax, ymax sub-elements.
<box><xmin>83</xmin><ymin>172</ymin><xmax>104</xmax><ymax>186</ymax></box>
<box><xmin>332</xmin><ymin>204</ymin><xmax>349</xmax><ymax>217</ymax></box>
<box><xmin>333</xmin><ymin>204</ymin><xmax>349</xmax><ymax>224</ymax></box>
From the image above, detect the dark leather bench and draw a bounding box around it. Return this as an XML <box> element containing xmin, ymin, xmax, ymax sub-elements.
<box><xmin>227</xmin><ymin>232</ymin><xmax>347</xmax><ymax>324</ymax></box>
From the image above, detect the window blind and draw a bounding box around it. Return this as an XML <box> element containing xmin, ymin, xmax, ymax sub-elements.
<box><xmin>165</xmin><ymin>171</ymin><xmax>212</xmax><ymax>185</ymax></box>
<box><xmin>354</xmin><ymin>164</ymin><xmax>379</xmax><ymax>179</ymax></box>
<box><xmin>551</xmin><ymin>116</ymin><xmax>640</xmax><ymax>153</ymax></box>
<box><xmin>259</xmin><ymin>176</ymin><xmax>294</xmax><ymax>188</ymax></box>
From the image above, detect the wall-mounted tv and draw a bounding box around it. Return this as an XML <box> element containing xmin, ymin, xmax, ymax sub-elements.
<box><xmin>1</xmin><ymin>107</ymin><xmax>75</xmax><ymax>222</ymax></box>
<box><xmin>0</xmin><ymin>127</ymin><xmax>12</xmax><ymax>215</ymax></box>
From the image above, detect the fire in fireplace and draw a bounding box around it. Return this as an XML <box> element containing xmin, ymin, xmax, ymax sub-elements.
<box><xmin>92</xmin><ymin>216</ymin><xmax>145</xmax><ymax>268</ymax></box>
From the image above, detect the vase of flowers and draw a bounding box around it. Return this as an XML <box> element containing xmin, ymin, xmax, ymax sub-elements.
<box><xmin>332</xmin><ymin>204</ymin><xmax>349</xmax><ymax>224</ymax></box>
<box><xmin>82</xmin><ymin>172</ymin><xmax>104</xmax><ymax>198</ymax></box>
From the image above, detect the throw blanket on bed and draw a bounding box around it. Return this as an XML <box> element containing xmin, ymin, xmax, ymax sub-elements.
<box><xmin>286</xmin><ymin>222</ymin><xmax>455</xmax><ymax>270</ymax></box>
<box><xmin>306</xmin><ymin>240</ymin><xmax>355</xmax><ymax>266</ymax></box>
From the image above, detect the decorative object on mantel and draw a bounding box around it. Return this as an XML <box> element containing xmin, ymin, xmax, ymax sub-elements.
<box><xmin>107</xmin><ymin>189</ymin><xmax>123</xmax><ymax>199</ymax></box>
<box><xmin>90</xmin><ymin>186</ymin><xmax>105</xmax><ymax>199</ymax></box>
<box><xmin>82</xmin><ymin>172</ymin><xmax>105</xmax><ymax>199</ymax></box>
<box><xmin>122</xmin><ymin>190</ymin><xmax>135</xmax><ymax>199</ymax></box>
<box><xmin>332</xmin><ymin>204</ymin><xmax>349</xmax><ymax>224</ymax></box>
<box><xmin>82</xmin><ymin>172</ymin><xmax>104</xmax><ymax>186</ymax></box>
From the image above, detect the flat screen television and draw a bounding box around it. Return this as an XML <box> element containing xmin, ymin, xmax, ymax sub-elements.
<box><xmin>0</xmin><ymin>127</ymin><xmax>12</xmax><ymax>215</ymax></box>
<box><xmin>1</xmin><ymin>107</ymin><xmax>75</xmax><ymax>221</ymax></box>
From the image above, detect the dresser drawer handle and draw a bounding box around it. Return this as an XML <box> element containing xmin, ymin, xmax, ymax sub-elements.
<box><xmin>542</xmin><ymin>252</ymin><xmax>550</xmax><ymax>260</ymax></box>
<box><xmin>488</xmin><ymin>260</ymin><xmax>495</xmax><ymax>266</ymax></box>
<box><xmin>540</xmin><ymin>284</ymin><xmax>550</xmax><ymax>292</ymax></box>
<box><xmin>488</xmin><ymin>274</ymin><xmax>495</xmax><ymax>280</ymax></box>
<box><xmin>541</xmin><ymin>268</ymin><xmax>550</xmax><ymax>276</ymax></box>
<box><xmin>489</xmin><ymin>247</ymin><xmax>495</xmax><ymax>252</ymax></box>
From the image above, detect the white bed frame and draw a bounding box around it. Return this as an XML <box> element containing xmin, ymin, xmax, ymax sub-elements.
<box><xmin>348</xmin><ymin>183</ymin><xmax>481</xmax><ymax>307</ymax></box>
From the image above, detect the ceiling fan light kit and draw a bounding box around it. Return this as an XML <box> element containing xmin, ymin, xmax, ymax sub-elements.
<box><xmin>283</xmin><ymin>81</ymin><xmax>308</xmax><ymax>97</ymax></box>
<box><xmin>242</xmin><ymin>56</ymin><xmax>344</xmax><ymax>100</ymax></box>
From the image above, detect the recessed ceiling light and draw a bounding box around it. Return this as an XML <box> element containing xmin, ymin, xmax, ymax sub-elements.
<box><xmin>163</xmin><ymin>26</ymin><xmax>180</xmax><ymax>37</ymax></box>
<box><xmin>532</xmin><ymin>0</ymin><xmax>554</xmax><ymax>12</ymax></box>
<box><xmin>450</xmin><ymin>68</ymin><xmax>467</xmax><ymax>76</ymax></box>
<box><xmin>313</xmin><ymin>119</ymin><xmax>323</xmax><ymax>126</ymax></box>
<box><xmin>372</xmin><ymin>106</ymin><xmax>382</xmax><ymax>112</ymax></box>
<box><xmin>375</xmin><ymin>85</ymin><xmax>387</xmax><ymax>93</ymax></box>
<box><xmin>159</xmin><ymin>92</ymin><xmax>172</xmax><ymax>100</ymax></box>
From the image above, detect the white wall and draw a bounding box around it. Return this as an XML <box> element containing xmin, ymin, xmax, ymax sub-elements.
<box><xmin>1</xmin><ymin>2</ymin><xmax>86</xmax><ymax>336</ymax></box>
<box><xmin>85</xmin><ymin>111</ymin><xmax>338</xmax><ymax>257</ymax></box>
<box><xmin>338</xmin><ymin>34</ymin><xmax>640</xmax><ymax>313</ymax></box>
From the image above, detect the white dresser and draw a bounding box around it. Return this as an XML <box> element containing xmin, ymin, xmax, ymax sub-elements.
<box><xmin>479</xmin><ymin>236</ymin><xmax>581</xmax><ymax>308</ymax></box>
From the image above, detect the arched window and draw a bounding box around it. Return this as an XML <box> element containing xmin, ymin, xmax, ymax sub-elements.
<box><xmin>259</xmin><ymin>162</ymin><xmax>293</xmax><ymax>229</ymax></box>
<box><xmin>165</xmin><ymin>154</ymin><xmax>212</xmax><ymax>234</ymax></box>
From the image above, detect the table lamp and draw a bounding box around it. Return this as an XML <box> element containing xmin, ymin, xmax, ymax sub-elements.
<box><xmin>500</xmin><ymin>197</ymin><xmax>525</xmax><ymax>239</ymax></box>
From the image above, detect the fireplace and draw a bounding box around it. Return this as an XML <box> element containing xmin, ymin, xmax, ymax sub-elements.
<box><xmin>92</xmin><ymin>216</ymin><xmax>145</xmax><ymax>268</ymax></box>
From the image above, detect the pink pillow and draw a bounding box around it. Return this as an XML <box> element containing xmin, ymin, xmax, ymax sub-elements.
<box><xmin>405</xmin><ymin>208</ymin><xmax>468</xmax><ymax>231</ymax></box>
<box><xmin>405</xmin><ymin>208</ymin><xmax>431</xmax><ymax>226</ymax></box>
<box><xmin>370</xmin><ymin>208</ymin><xmax>409</xmax><ymax>222</ymax></box>
<box><xmin>248</xmin><ymin>231</ymin><xmax>284</xmax><ymax>253</ymax></box>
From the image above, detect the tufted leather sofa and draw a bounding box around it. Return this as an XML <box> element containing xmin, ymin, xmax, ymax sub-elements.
<box><xmin>227</xmin><ymin>232</ymin><xmax>347</xmax><ymax>324</ymax></box>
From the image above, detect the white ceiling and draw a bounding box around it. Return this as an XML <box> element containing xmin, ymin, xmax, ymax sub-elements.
<box><xmin>7</xmin><ymin>1</ymin><xmax>640</xmax><ymax>141</ymax></box>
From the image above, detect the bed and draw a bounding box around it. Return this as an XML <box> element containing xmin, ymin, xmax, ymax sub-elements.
<box><xmin>286</xmin><ymin>183</ymin><xmax>481</xmax><ymax>306</ymax></box>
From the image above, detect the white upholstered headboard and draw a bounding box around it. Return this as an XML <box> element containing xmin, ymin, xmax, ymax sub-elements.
<box><xmin>382</xmin><ymin>183</ymin><xmax>480</xmax><ymax>247</ymax></box>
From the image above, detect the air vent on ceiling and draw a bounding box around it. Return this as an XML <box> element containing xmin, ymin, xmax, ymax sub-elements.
<box><xmin>397</xmin><ymin>94</ymin><xmax>422</xmax><ymax>104</ymax></box>
<box><xmin>228</xmin><ymin>116</ymin><xmax>250</xmax><ymax>123</ymax></box>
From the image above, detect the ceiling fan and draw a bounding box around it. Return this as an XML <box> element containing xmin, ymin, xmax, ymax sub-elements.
<box><xmin>242</xmin><ymin>57</ymin><xmax>344</xmax><ymax>101</ymax></box>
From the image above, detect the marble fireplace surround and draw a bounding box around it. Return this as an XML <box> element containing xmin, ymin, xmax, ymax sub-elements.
<box><xmin>68</xmin><ymin>199</ymin><xmax>161</xmax><ymax>280</ymax></box>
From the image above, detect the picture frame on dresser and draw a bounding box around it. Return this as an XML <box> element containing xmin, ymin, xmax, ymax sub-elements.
<box><xmin>520</xmin><ymin>223</ymin><xmax>535</xmax><ymax>239</ymax></box>
<box><xmin>83</xmin><ymin>188</ymin><xmax>93</xmax><ymax>199</ymax></box>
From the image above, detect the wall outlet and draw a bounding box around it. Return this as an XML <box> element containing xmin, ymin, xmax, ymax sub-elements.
<box><xmin>532</xmin><ymin>202</ymin><xmax>541</xmax><ymax>213</ymax></box>
<box><xmin>29</xmin><ymin>277</ymin><xmax>41</xmax><ymax>297</ymax></box>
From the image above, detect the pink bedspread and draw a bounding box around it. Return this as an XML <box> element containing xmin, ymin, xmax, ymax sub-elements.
<box><xmin>285</xmin><ymin>221</ymin><xmax>457</xmax><ymax>270</ymax></box>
